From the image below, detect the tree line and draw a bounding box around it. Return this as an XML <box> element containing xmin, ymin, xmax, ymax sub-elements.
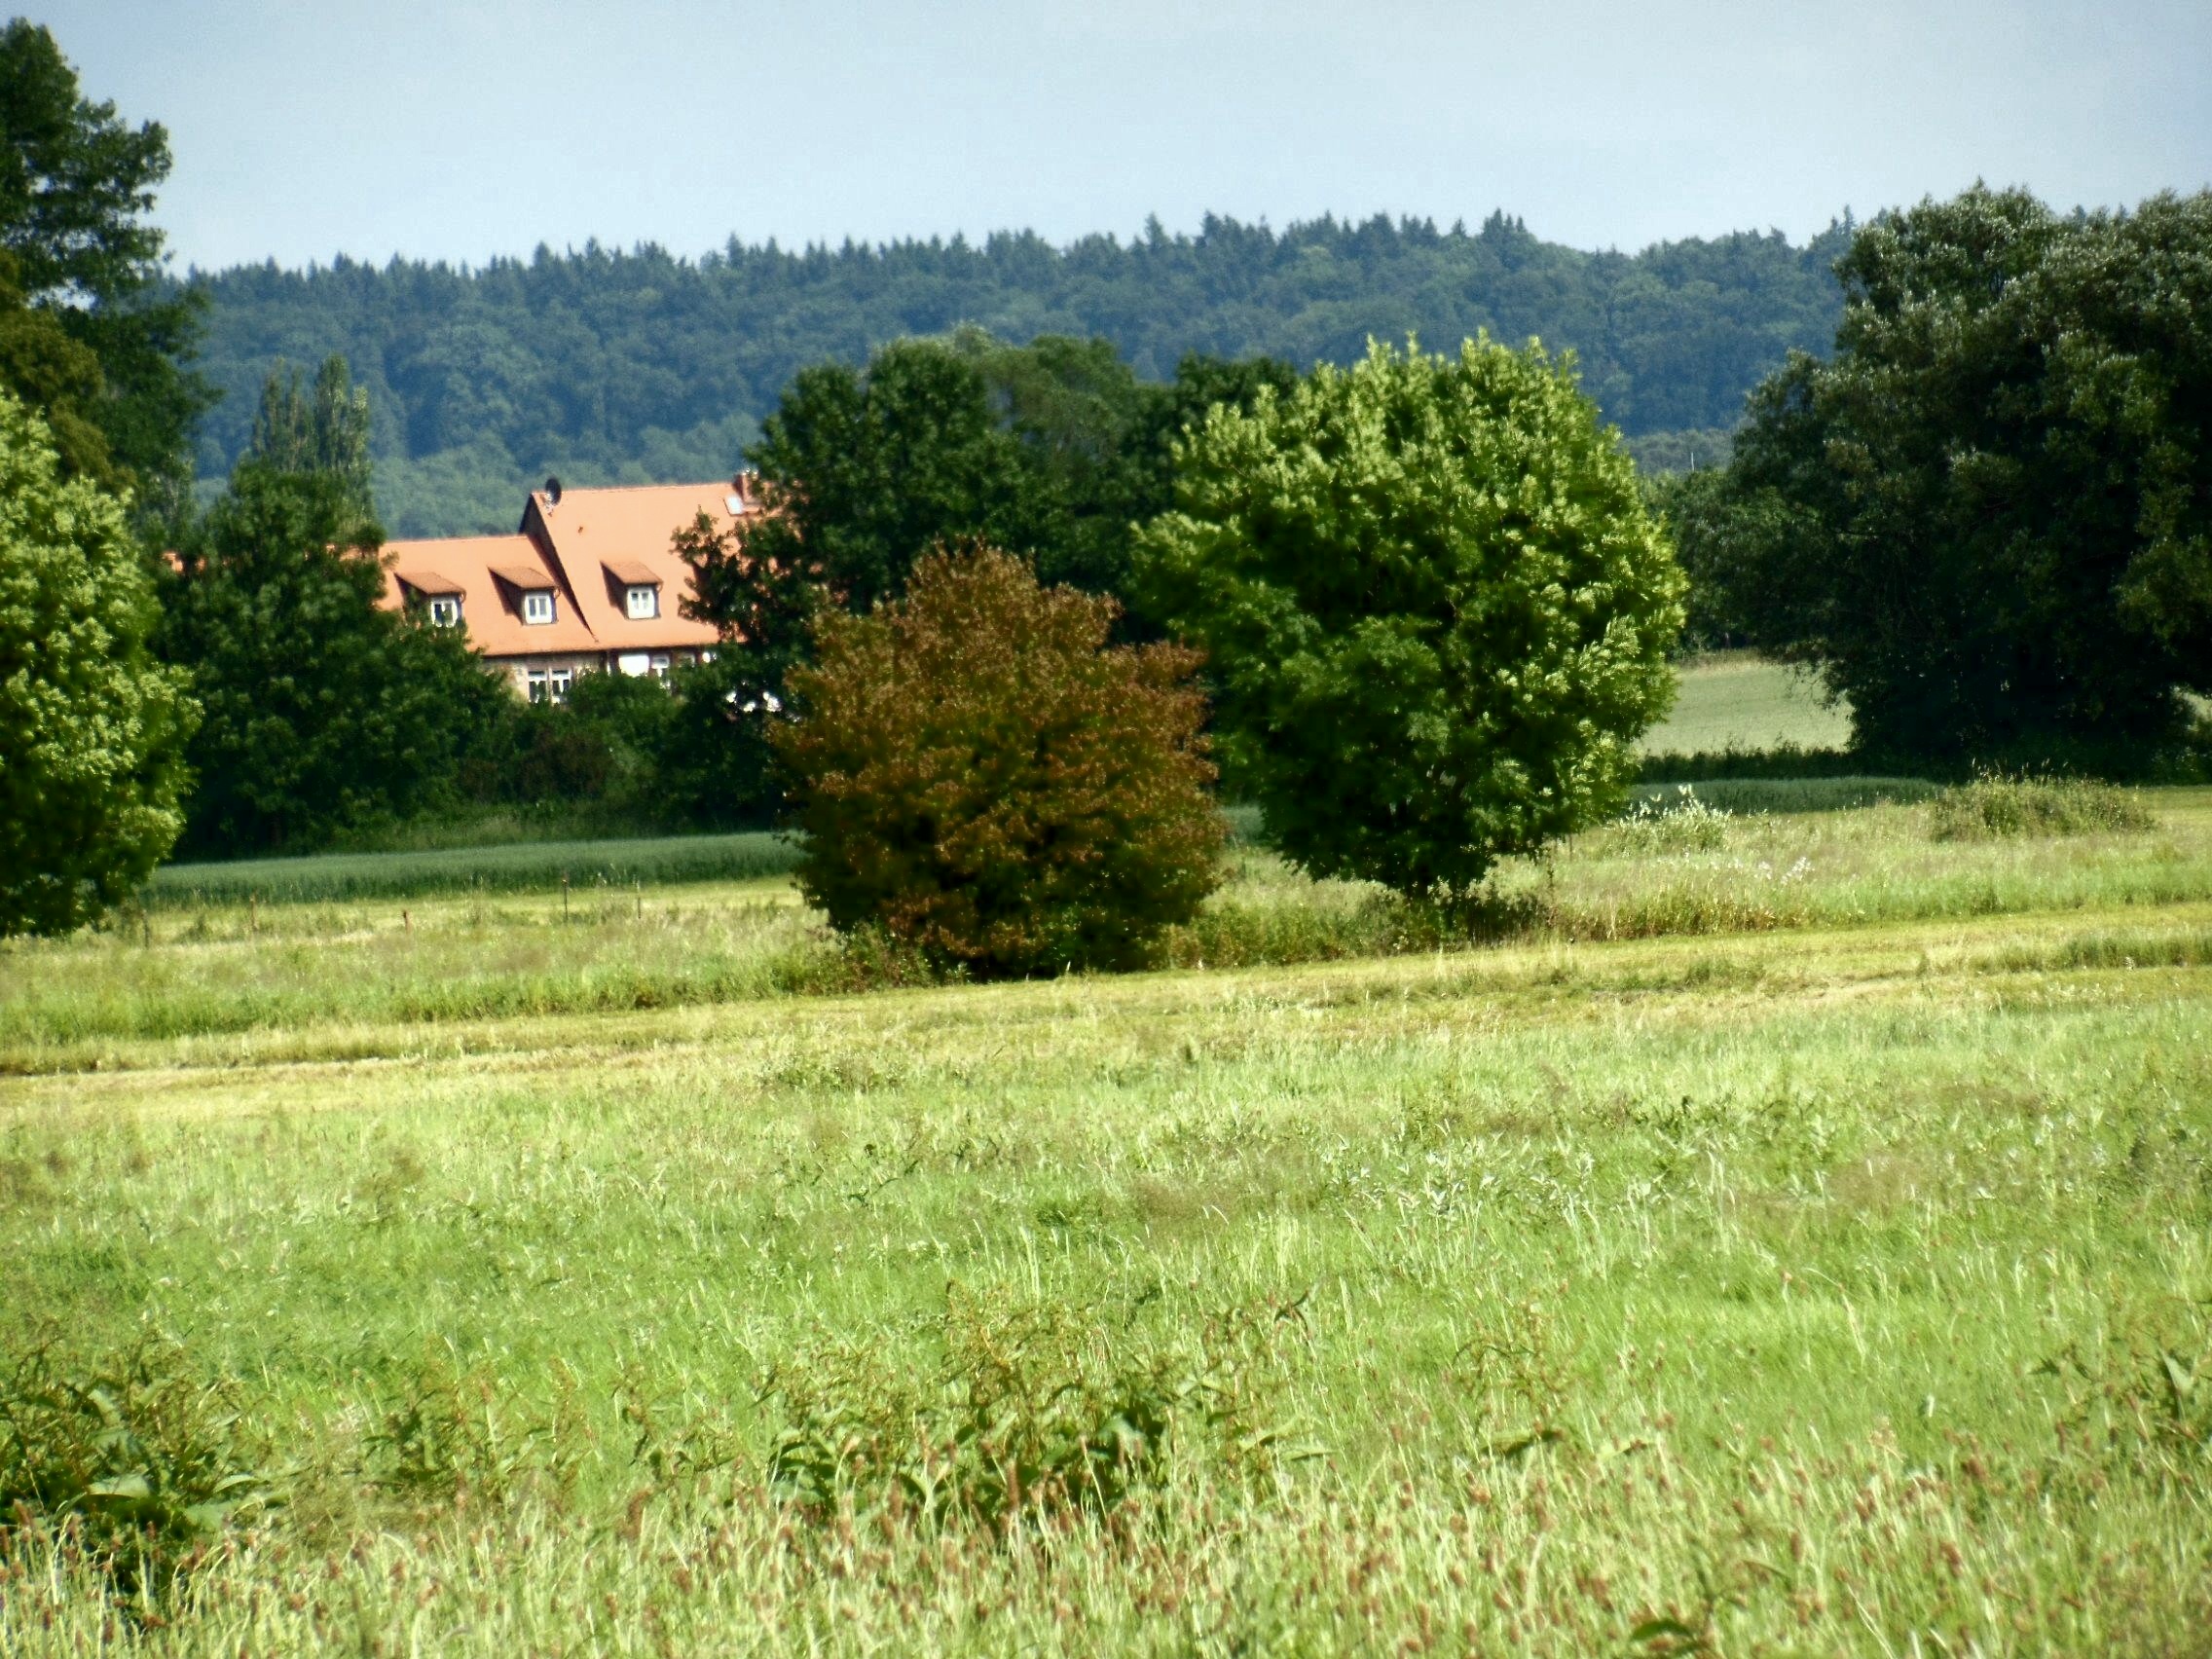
<box><xmin>184</xmin><ymin>207</ymin><xmax>1849</xmax><ymax>536</ymax></box>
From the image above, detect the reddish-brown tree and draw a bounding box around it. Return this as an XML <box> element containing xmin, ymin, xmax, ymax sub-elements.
<box><xmin>773</xmin><ymin>544</ymin><xmax>1224</xmax><ymax>977</ymax></box>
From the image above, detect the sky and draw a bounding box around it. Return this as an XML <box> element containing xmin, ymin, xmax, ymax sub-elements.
<box><xmin>41</xmin><ymin>0</ymin><xmax>2212</xmax><ymax>274</ymax></box>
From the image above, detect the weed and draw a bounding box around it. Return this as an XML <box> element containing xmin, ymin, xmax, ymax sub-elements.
<box><xmin>362</xmin><ymin>1355</ymin><xmax>584</xmax><ymax>1509</ymax></box>
<box><xmin>1928</xmin><ymin>773</ymin><xmax>2155</xmax><ymax>840</ymax></box>
<box><xmin>0</xmin><ymin>1333</ymin><xmax>273</xmax><ymax>1598</ymax></box>
<box><xmin>1609</xmin><ymin>787</ymin><xmax>1735</xmax><ymax>854</ymax></box>
<box><xmin>760</xmin><ymin>1286</ymin><xmax>1309</xmax><ymax>1531</ymax></box>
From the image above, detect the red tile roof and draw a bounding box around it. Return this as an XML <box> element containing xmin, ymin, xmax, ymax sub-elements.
<box><xmin>521</xmin><ymin>483</ymin><xmax>727</xmax><ymax>653</ymax></box>
<box><xmin>383</xmin><ymin>535</ymin><xmax>600</xmax><ymax>657</ymax></box>
<box><xmin>380</xmin><ymin>480</ymin><xmax>750</xmax><ymax>662</ymax></box>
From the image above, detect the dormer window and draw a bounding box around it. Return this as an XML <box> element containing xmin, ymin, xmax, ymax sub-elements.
<box><xmin>427</xmin><ymin>596</ymin><xmax>462</xmax><ymax>627</ymax></box>
<box><xmin>523</xmin><ymin>590</ymin><xmax>555</xmax><ymax>625</ymax></box>
<box><xmin>626</xmin><ymin>583</ymin><xmax>659</xmax><ymax>620</ymax></box>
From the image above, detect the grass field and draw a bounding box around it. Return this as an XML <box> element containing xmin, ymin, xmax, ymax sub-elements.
<box><xmin>1643</xmin><ymin>652</ymin><xmax>1853</xmax><ymax>756</ymax></box>
<box><xmin>4</xmin><ymin>780</ymin><xmax>2210</xmax><ymax>1655</ymax></box>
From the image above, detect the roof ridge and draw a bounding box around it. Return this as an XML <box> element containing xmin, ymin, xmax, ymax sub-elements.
<box><xmin>536</xmin><ymin>479</ymin><xmax>738</xmax><ymax>496</ymax></box>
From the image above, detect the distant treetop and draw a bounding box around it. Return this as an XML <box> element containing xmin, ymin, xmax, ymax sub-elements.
<box><xmin>183</xmin><ymin>211</ymin><xmax>1850</xmax><ymax>536</ymax></box>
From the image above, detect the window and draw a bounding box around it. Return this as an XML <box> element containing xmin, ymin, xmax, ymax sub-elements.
<box><xmin>650</xmin><ymin>654</ymin><xmax>671</xmax><ymax>678</ymax></box>
<box><xmin>527</xmin><ymin>669</ymin><xmax>549</xmax><ymax>703</ymax></box>
<box><xmin>550</xmin><ymin>667</ymin><xmax>573</xmax><ymax>703</ymax></box>
<box><xmin>626</xmin><ymin>583</ymin><xmax>659</xmax><ymax>620</ymax></box>
<box><xmin>427</xmin><ymin>596</ymin><xmax>461</xmax><ymax>627</ymax></box>
<box><xmin>523</xmin><ymin>590</ymin><xmax>555</xmax><ymax>625</ymax></box>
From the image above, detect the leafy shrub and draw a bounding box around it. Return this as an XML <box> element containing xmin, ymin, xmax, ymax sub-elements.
<box><xmin>0</xmin><ymin>1334</ymin><xmax>272</xmax><ymax>1597</ymax></box>
<box><xmin>1136</xmin><ymin>337</ymin><xmax>1683</xmax><ymax>904</ymax></box>
<box><xmin>1928</xmin><ymin>774</ymin><xmax>2155</xmax><ymax>841</ymax></box>
<box><xmin>760</xmin><ymin>1287</ymin><xmax>1309</xmax><ymax>1530</ymax></box>
<box><xmin>774</xmin><ymin>544</ymin><xmax>1225</xmax><ymax>977</ymax></box>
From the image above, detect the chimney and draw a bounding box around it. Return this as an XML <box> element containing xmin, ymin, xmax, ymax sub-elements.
<box><xmin>544</xmin><ymin>475</ymin><xmax>563</xmax><ymax>506</ymax></box>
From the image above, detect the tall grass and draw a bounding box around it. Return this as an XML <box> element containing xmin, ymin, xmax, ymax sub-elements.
<box><xmin>4</xmin><ymin>870</ymin><xmax>2210</xmax><ymax>1652</ymax></box>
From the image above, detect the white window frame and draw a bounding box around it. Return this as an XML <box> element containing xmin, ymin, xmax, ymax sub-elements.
<box><xmin>626</xmin><ymin>583</ymin><xmax>659</xmax><ymax>620</ymax></box>
<box><xmin>549</xmin><ymin>667</ymin><xmax>573</xmax><ymax>703</ymax></box>
<box><xmin>427</xmin><ymin>596</ymin><xmax>461</xmax><ymax>627</ymax></box>
<box><xmin>527</xmin><ymin>668</ymin><xmax>549</xmax><ymax>703</ymax></box>
<box><xmin>523</xmin><ymin>590</ymin><xmax>556</xmax><ymax>625</ymax></box>
<box><xmin>649</xmin><ymin>654</ymin><xmax>671</xmax><ymax>678</ymax></box>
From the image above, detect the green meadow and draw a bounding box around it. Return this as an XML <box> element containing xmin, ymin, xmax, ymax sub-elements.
<box><xmin>3</xmin><ymin>665</ymin><xmax>2208</xmax><ymax>1654</ymax></box>
<box><xmin>1641</xmin><ymin>651</ymin><xmax>1852</xmax><ymax>757</ymax></box>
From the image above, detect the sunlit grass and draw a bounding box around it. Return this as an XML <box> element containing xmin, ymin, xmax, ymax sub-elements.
<box><xmin>3</xmin><ymin>791</ymin><xmax>2209</xmax><ymax>1653</ymax></box>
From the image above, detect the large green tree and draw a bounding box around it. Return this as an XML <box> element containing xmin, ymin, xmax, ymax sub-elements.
<box><xmin>0</xmin><ymin>19</ymin><xmax>207</xmax><ymax>508</ymax></box>
<box><xmin>0</xmin><ymin>389</ymin><xmax>195</xmax><ymax>933</ymax></box>
<box><xmin>1702</xmin><ymin>186</ymin><xmax>2212</xmax><ymax>764</ymax></box>
<box><xmin>159</xmin><ymin>458</ymin><xmax>501</xmax><ymax>857</ymax></box>
<box><xmin>1135</xmin><ymin>337</ymin><xmax>1683</xmax><ymax>903</ymax></box>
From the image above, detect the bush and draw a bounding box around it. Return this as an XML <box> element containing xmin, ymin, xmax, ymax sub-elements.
<box><xmin>1135</xmin><ymin>338</ymin><xmax>1683</xmax><ymax>904</ymax></box>
<box><xmin>773</xmin><ymin>545</ymin><xmax>1225</xmax><ymax>977</ymax></box>
<box><xmin>1928</xmin><ymin>774</ymin><xmax>2156</xmax><ymax>841</ymax></box>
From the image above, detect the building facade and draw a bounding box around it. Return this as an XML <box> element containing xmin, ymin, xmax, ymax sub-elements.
<box><xmin>378</xmin><ymin>476</ymin><xmax>750</xmax><ymax>698</ymax></box>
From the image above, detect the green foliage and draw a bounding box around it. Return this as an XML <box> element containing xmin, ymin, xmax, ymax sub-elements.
<box><xmin>245</xmin><ymin>354</ymin><xmax>373</xmax><ymax>520</ymax></box>
<box><xmin>1705</xmin><ymin>186</ymin><xmax>2212</xmax><ymax>764</ymax></box>
<box><xmin>0</xmin><ymin>1332</ymin><xmax>272</xmax><ymax>1600</ymax></box>
<box><xmin>1636</xmin><ymin>743</ymin><xmax>1866</xmax><ymax>782</ymax></box>
<box><xmin>762</xmin><ymin>1288</ymin><xmax>1306</xmax><ymax>1530</ymax></box>
<box><xmin>185</xmin><ymin>214</ymin><xmax>1852</xmax><ymax>535</ymax></box>
<box><xmin>1641</xmin><ymin>468</ymin><xmax>1747</xmax><ymax>651</ymax></box>
<box><xmin>0</xmin><ymin>20</ymin><xmax>208</xmax><ymax>511</ymax></box>
<box><xmin>157</xmin><ymin>463</ymin><xmax>506</xmax><ymax>856</ymax></box>
<box><xmin>774</xmin><ymin>545</ymin><xmax>1224</xmax><ymax>976</ymax></box>
<box><xmin>449</xmin><ymin>663</ymin><xmax>778</xmax><ymax>832</ymax></box>
<box><xmin>681</xmin><ymin>334</ymin><xmax>1292</xmax><ymax>684</ymax></box>
<box><xmin>1928</xmin><ymin>774</ymin><xmax>2156</xmax><ymax>841</ymax></box>
<box><xmin>0</xmin><ymin>391</ymin><xmax>194</xmax><ymax>936</ymax></box>
<box><xmin>1137</xmin><ymin>337</ymin><xmax>1685</xmax><ymax>903</ymax></box>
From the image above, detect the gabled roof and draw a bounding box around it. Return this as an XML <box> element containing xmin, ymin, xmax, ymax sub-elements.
<box><xmin>381</xmin><ymin>535</ymin><xmax>600</xmax><ymax>656</ymax></box>
<box><xmin>377</xmin><ymin>479</ymin><xmax>754</xmax><ymax>661</ymax></box>
<box><xmin>520</xmin><ymin>482</ymin><xmax>732</xmax><ymax>653</ymax></box>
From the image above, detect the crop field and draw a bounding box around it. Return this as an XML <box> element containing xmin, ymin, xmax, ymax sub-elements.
<box><xmin>4</xmin><ymin>783</ymin><xmax>2211</xmax><ymax>1655</ymax></box>
<box><xmin>1643</xmin><ymin>653</ymin><xmax>1853</xmax><ymax>756</ymax></box>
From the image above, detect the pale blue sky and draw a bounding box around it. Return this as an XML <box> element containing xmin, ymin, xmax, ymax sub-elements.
<box><xmin>39</xmin><ymin>0</ymin><xmax>2212</xmax><ymax>272</ymax></box>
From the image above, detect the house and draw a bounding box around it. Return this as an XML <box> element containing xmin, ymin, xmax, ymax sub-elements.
<box><xmin>379</xmin><ymin>476</ymin><xmax>752</xmax><ymax>699</ymax></box>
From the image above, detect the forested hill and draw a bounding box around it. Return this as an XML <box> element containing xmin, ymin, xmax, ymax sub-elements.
<box><xmin>188</xmin><ymin>211</ymin><xmax>1850</xmax><ymax>536</ymax></box>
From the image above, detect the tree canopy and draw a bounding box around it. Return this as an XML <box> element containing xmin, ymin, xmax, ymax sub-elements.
<box><xmin>679</xmin><ymin>332</ymin><xmax>1297</xmax><ymax>675</ymax></box>
<box><xmin>182</xmin><ymin>213</ymin><xmax>1850</xmax><ymax>535</ymax></box>
<box><xmin>774</xmin><ymin>545</ymin><xmax>1222</xmax><ymax>976</ymax></box>
<box><xmin>157</xmin><ymin>460</ymin><xmax>502</xmax><ymax>856</ymax></box>
<box><xmin>0</xmin><ymin>388</ymin><xmax>195</xmax><ymax>933</ymax></box>
<box><xmin>1136</xmin><ymin>337</ymin><xmax>1683</xmax><ymax>902</ymax></box>
<box><xmin>1696</xmin><ymin>185</ymin><xmax>2212</xmax><ymax>765</ymax></box>
<box><xmin>0</xmin><ymin>18</ymin><xmax>206</xmax><ymax>508</ymax></box>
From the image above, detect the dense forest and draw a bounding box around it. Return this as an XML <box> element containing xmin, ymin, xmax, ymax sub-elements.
<box><xmin>187</xmin><ymin>212</ymin><xmax>1846</xmax><ymax>535</ymax></box>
